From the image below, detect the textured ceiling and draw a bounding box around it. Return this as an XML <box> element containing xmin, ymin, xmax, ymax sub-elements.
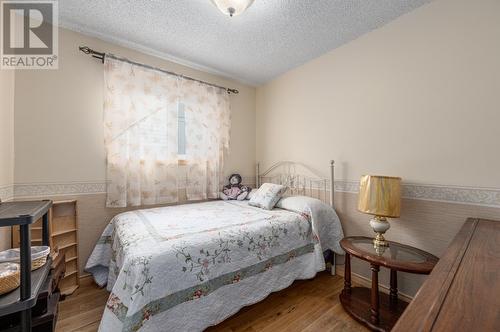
<box><xmin>59</xmin><ymin>0</ymin><xmax>431</xmax><ymax>85</ymax></box>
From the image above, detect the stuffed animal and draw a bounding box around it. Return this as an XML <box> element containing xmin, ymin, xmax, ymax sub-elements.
<box><xmin>220</xmin><ymin>174</ymin><xmax>250</xmax><ymax>200</ymax></box>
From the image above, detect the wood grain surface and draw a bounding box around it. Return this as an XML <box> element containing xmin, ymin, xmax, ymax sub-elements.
<box><xmin>56</xmin><ymin>272</ymin><xmax>367</xmax><ymax>332</ymax></box>
<box><xmin>392</xmin><ymin>218</ymin><xmax>500</xmax><ymax>332</ymax></box>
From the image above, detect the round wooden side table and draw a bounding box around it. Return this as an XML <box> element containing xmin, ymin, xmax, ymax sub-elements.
<box><xmin>339</xmin><ymin>236</ymin><xmax>438</xmax><ymax>332</ymax></box>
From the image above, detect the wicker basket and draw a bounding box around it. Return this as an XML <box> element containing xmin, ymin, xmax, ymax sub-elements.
<box><xmin>31</xmin><ymin>254</ymin><xmax>48</xmax><ymax>270</ymax></box>
<box><xmin>0</xmin><ymin>246</ymin><xmax>50</xmax><ymax>271</ymax></box>
<box><xmin>0</xmin><ymin>262</ymin><xmax>20</xmax><ymax>295</ymax></box>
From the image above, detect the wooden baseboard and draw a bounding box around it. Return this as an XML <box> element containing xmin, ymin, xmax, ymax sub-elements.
<box><xmin>79</xmin><ymin>274</ymin><xmax>94</xmax><ymax>287</ymax></box>
<box><xmin>335</xmin><ymin>266</ymin><xmax>413</xmax><ymax>303</ymax></box>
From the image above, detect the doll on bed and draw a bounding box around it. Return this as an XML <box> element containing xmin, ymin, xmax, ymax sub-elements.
<box><xmin>220</xmin><ymin>174</ymin><xmax>251</xmax><ymax>201</ymax></box>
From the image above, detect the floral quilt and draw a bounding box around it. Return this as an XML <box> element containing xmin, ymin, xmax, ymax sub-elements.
<box><xmin>85</xmin><ymin>199</ymin><xmax>344</xmax><ymax>332</ymax></box>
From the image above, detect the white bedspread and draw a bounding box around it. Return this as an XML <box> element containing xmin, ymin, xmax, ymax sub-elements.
<box><xmin>85</xmin><ymin>199</ymin><xmax>343</xmax><ymax>332</ymax></box>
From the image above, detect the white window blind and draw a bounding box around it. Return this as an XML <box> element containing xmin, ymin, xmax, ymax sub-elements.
<box><xmin>178</xmin><ymin>103</ymin><xmax>186</xmax><ymax>157</ymax></box>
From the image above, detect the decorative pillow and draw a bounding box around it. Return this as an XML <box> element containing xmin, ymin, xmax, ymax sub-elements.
<box><xmin>246</xmin><ymin>188</ymin><xmax>258</xmax><ymax>200</ymax></box>
<box><xmin>275</xmin><ymin>195</ymin><xmax>326</xmax><ymax>213</ymax></box>
<box><xmin>248</xmin><ymin>183</ymin><xmax>287</xmax><ymax>210</ymax></box>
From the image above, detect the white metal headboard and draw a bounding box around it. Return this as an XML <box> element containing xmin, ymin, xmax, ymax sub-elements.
<box><xmin>256</xmin><ymin>160</ymin><xmax>335</xmax><ymax>208</ymax></box>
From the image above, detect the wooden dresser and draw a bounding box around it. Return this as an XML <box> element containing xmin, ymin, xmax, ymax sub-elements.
<box><xmin>12</xmin><ymin>200</ymin><xmax>80</xmax><ymax>296</ymax></box>
<box><xmin>392</xmin><ymin>218</ymin><xmax>500</xmax><ymax>332</ymax></box>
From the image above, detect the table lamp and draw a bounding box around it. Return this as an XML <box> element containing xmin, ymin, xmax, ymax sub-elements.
<box><xmin>357</xmin><ymin>175</ymin><xmax>401</xmax><ymax>248</ymax></box>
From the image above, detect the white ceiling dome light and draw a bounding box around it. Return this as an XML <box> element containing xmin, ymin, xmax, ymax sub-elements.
<box><xmin>211</xmin><ymin>0</ymin><xmax>255</xmax><ymax>17</ymax></box>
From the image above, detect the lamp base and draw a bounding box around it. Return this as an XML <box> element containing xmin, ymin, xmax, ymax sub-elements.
<box><xmin>373</xmin><ymin>232</ymin><xmax>389</xmax><ymax>247</ymax></box>
<box><xmin>369</xmin><ymin>216</ymin><xmax>390</xmax><ymax>248</ymax></box>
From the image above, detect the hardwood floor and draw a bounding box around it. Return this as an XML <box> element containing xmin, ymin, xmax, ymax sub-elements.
<box><xmin>56</xmin><ymin>272</ymin><xmax>366</xmax><ymax>332</ymax></box>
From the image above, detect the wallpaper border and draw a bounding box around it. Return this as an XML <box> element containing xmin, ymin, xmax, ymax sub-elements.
<box><xmin>0</xmin><ymin>184</ymin><xmax>14</xmax><ymax>201</ymax></box>
<box><xmin>10</xmin><ymin>180</ymin><xmax>500</xmax><ymax>208</ymax></box>
<box><xmin>335</xmin><ymin>180</ymin><xmax>500</xmax><ymax>208</ymax></box>
<box><xmin>14</xmin><ymin>182</ymin><xmax>106</xmax><ymax>198</ymax></box>
<box><xmin>12</xmin><ymin>178</ymin><xmax>254</xmax><ymax>199</ymax></box>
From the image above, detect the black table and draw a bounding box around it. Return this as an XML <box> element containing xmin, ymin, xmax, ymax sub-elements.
<box><xmin>0</xmin><ymin>200</ymin><xmax>52</xmax><ymax>332</ymax></box>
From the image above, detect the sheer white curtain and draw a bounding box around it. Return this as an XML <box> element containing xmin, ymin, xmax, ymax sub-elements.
<box><xmin>181</xmin><ymin>80</ymin><xmax>231</xmax><ymax>200</ymax></box>
<box><xmin>103</xmin><ymin>56</ymin><xmax>230</xmax><ymax>207</ymax></box>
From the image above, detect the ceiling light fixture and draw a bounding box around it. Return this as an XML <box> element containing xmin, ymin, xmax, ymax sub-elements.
<box><xmin>211</xmin><ymin>0</ymin><xmax>255</xmax><ymax>17</ymax></box>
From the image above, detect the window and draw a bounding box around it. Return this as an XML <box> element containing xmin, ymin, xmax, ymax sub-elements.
<box><xmin>103</xmin><ymin>56</ymin><xmax>230</xmax><ymax>206</ymax></box>
<box><xmin>133</xmin><ymin>102</ymin><xmax>186</xmax><ymax>161</ymax></box>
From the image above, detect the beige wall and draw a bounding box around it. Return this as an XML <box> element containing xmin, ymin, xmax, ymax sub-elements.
<box><xmin>0</xmin><ymin>69</ymin><xmax>15</xmax><ymax>249</ymax></box>
<box><xmin>14</xmin><ymin>27</ymin><xmax>256</xmax><ymax>184</ymax></box>
<box><xmin>12</xmin><ymin>27</ymin><xmax>256</xmax><ymax>273</ymax></box>
<box><xmin>256</xmin><ymin>0</ymin><xmax>500</xmax><ymax>188</ymax></box>
<box><xmin>0</xmin><ymin>70</ymin><xmax>14</xmax><ymax>189</ymax></box>
<box><xmin>256</xmin><ymin>0</ymin><xmax>500</xmax><ymax>295</ymax></box>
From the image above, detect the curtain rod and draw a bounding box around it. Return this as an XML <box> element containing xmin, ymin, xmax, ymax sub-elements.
<box><xmin>78</xmin><ymin>46</ymin><xmax>239</xmax><ymax>94</ymax></box>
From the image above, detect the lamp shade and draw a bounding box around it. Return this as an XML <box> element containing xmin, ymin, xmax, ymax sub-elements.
<box><xmin>357</xmin><ymin>175</ymin><xmax>401</xmax><ymax>218</ymax></box>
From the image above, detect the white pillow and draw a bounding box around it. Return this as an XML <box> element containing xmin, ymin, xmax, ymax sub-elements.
<box><xmin>248</xmin><ymin>183</ymin><xmax>287</xmax><ymax>210</ymax></box>
<box><xmin>246</xmin><ymin>188</ymin><xmax>258</xmax><ymax>200</ymax></box>
<box><xmin>275</xmin><ymin>195</ymin><xmax>344</xmax><ymax>254</ymax></box>
<box><xmin>276</xmin><ymin>195</ymin><xmax>327</xmax><ymax>213</ymax></box>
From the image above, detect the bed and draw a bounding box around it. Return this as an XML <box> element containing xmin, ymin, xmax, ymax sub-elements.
<box><xmin>85</xmin><ymin>161</ymin><xmax>344</xmax><ymax>332</ymax></box>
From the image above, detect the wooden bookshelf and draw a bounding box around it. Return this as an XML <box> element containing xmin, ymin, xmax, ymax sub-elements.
<box><xmin>12</xmin><ymin>200</ymin><xmax>80</xmax><ymax>296</ymax></box>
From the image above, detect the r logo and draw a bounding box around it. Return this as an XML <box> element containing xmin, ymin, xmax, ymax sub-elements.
<box><xmin>1</xmin><ymin>1</ymin><xmax>58</xmax><ymax>69</ymax></box>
